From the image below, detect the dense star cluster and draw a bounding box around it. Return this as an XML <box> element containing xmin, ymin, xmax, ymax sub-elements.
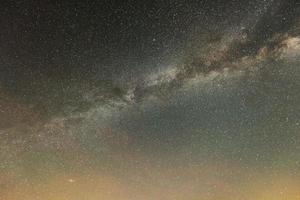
<box><xmin>1</xmin><ymin>0</ymin><xmax>300</xmax><ymax>199</ymax></box>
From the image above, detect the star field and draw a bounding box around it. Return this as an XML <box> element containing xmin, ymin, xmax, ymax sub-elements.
<box><xmin>1</xmin><ymin>0</ymin><xmax>300</xmax><ymax>199</ymax></box>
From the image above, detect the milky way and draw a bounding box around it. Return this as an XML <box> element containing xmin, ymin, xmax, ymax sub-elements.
<box><xmin>1</xmin><ymin>1</ymin><xmax>300</xmax><ymax>199</ymax></box>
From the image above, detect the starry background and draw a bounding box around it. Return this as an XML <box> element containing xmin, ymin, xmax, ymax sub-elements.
<box><xmin>1</xmin><ymin>0</ymin><xmax>300</xmax><ymax>199</ymax></box>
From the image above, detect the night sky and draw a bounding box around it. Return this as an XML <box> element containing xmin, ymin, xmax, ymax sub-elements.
<box><xmin>1</xmin><ymin>0</ymin><xmax>300</xmax><ymax>199</ymax></box>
